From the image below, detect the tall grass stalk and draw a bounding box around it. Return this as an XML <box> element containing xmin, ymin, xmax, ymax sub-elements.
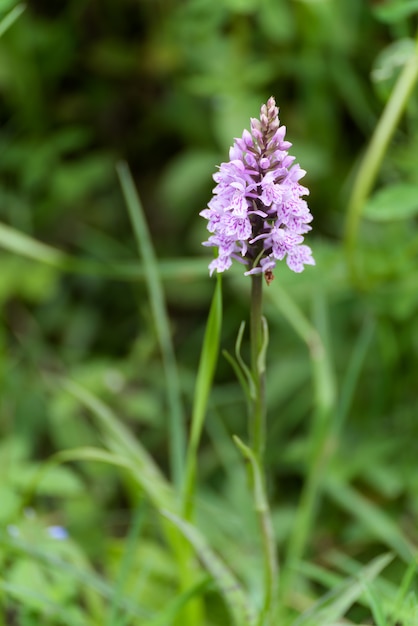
<box><xmin>0</xmin><ymin>3</ymin><xmax>25</xmax><ymax>38</ymax></box>
<box><xmin>178</xmin><ymin>276</ymin><xmax>222</xmax><ymax>625</ymax></box>
<box><xmin>116</xmin><ymin>161</ymin><xmax>186</xmax><ymax>489</ymax></box>
<box><xmin>117</xmin><ymin>163</ymin><xmax>203</xmax><ymax>626</ymax></box>
<box><xmin>267</xmin><ymin>286</ymin><xmax>336</xmax><ymax>607</ymax></box>
<box><xmin>0</xmin><ymin>220</ymin><xmax>212</xmax><ymax>280</ymax></box>
<box><xmin>344</xmin><ymin>30</ymin><xmax>418</xmax><ymax>279</ymax></box>
<box><xmin>182</xmin><ymin>275</ymin><xmax>222</xmax><ymax>520</ymax></box>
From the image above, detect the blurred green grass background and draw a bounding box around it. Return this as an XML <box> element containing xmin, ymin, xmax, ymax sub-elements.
<box><xmin>1</xmin><ymin>0</ymin><xmax>418</xmax><ymax>624</ymax></box>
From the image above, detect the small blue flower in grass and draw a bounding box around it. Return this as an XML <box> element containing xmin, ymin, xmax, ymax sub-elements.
<box><xmin>47</xmin><ymin>525</ymin><xmax>69</xmax><ymax>540</ymax></box>
<box><xmin>7</xmin><ymin>525</ymin><xmax>19</xmax><ymax>538</ymax></box>
<box><xmin>200</xmin><ymin>97</ymin><xmax>315</xmax><ymax>282</ymax></box>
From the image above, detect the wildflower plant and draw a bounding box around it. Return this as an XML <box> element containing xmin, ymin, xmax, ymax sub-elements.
<box><xmin>4</xmin><ymin>2</ymin><xmax>418</xmax><ymax>623</ymax></box>
<box><xmin>201</xmin><ymin>98</ymin><xmax>315</xmax><ymax>466</ymax></box>
<box><xmin>199</xmin><ymin>98</ymin><xmax>315</xmax><ymax>623</ymax></box>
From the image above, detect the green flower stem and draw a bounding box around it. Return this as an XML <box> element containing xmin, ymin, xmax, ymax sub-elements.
<box><xmin>248</xmin><ymin>274</ymin><xmax>279</xmax><ymax>624</ymax></box>
<box><xmin>258</xmin><ymin>490</ymin><xmax>279</xmax><ymax>625</ymax></box>
<box><xmin>234</xmin><ymin>436</ymin><xmax>278</xmax><ymax>626</ymax></box>
<box><xmin>344</xmin><ymin>33</ymin><xmax>418</xmax><ymax>278</ymax></box>
<box><xmin>250</xmin><ymin>274</ymin><xmax>266</xmax><ymax>461</ymax></box>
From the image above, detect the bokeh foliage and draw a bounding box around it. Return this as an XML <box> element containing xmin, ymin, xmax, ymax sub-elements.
<box><xmin>1</xmin><ymin>0</ymin><xmax>418</xmax><ymax>624</ymax></box>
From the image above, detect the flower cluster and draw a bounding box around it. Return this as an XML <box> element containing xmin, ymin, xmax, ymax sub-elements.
<box><xmin>200</xmin><ymin>97</ymin><xmax>314</xmax><ymax>280</ymax></box>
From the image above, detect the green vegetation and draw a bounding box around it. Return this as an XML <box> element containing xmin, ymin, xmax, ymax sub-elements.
<box><xmin>1</xmin><ymin>1</ymin><xmax>418</xmax><ymax>624</ymax></box>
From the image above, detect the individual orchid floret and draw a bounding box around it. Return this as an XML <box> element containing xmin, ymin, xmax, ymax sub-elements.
<box><xmin>200</xmin><ymin>97</ymin><xmax>315</xmax><ymax>281</ymax></box>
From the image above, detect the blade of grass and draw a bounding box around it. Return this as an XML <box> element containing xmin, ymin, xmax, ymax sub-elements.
<box><xmin>176</xmin><ymin>271</ymin><xmax>220</xmax><ymax>626</ymax></box>
<box><xmin>182</xmin><ymin>275</ymin><xmax>222</xmax><ymax>520</ymax></box>
<box><xmin>393</xmin><ymin>558</ymin><xmax>418</xmax><ymax>619</ymax></box>
<box><xmin>361</xmin><ymin>580</ymin><xmax>388</xmax><ymax>626</ymax></box>
<box><xmin>0</xmin><ymin>220</ymin><xmax>216</xmax><ymax>280</ymax></box>
<box><xmin>297</xmin><ymin>559</ymin><xmax>346</xmax><ymax>592</ymax></box>
<box><xmin>22</xmin><ymin>443</ymin><xmax>202</xmax><ymax>625</ymax></box>
<box><xmin>266</xmin><ymin>282</ymin><xmax>322</xmax><ymax>351</ymax></box>
<box><xmin>162</xmin><ymin>510</ymin><xmax>256</xmax><ymax>626</ymax></box>
<box><xmin>269</xmin><ymin>287</ymin><xmax>337</xmax><ymax>603</ymax></box>
<box><xmin>344</xmin><ymin>29</ymin><xmax>418</xmax><ymax>281</ymax></box>
<box><xmin>49</xmin><ymin>380</ymin><xmax>177</xmax><ymax>512</ymax></box>
<box><xmin>48</xmin><ymin>381</ymin><xmax>202</xmax><ymax>626</ymax></box>
<box><xmin>335</xmin><ymin>318</ymin><xmax>375</xmax><ymax>435</ymax></box>
<box><xmin>1</xmin><ymin>534</ymin><xmax>149</xmax><ymax>621</ymax></box>
<box><xmin>143</xmin><ymin>577</ymin><xmax>211</xmax><ymax>626</ymax></box>
<box><xmin>294</xmin><ymin>553</ymin><xmax>393</xmax><ymax>626</ymax></box>
<box><xmin>116</xmin><ymin>161</ymin><xmax>185</xmax><ymax>489</ymax></box>
<box><xmin>0</xmin><ymin>222</ymin><xmax>69</xmax><ymax>268</ymax></box>
<box><xmin>105</xmin><ymin>501</ymin><xmax>147</xmax><ymax>626</ymax></box>
<box><xmin>267</xmin><ymin>283</ymin><xmax>335</xmax><ymax>435</ymax></box>
<box><xmin>325</xmin><ymin>477</ymin><xmax>414</xmax><ymax>561</ymax></box>
<box><xmin>300</xmin><ymin>555</ymin><xmax>396</xmax><ymax>619</ymax></box>
<box><xmin>0</xmin><ymin>579</ymin><xmax>88</xmax><ymax>626</ymax></box>
<box><xmin>23</xmin><ymin>446</ymin><xmax>175</xmax><ymax>530</ymax></box>
<box><xmin>0</xmin><ymin>3</ymin><xmax>25</xmax><ymax>37</ymax></box>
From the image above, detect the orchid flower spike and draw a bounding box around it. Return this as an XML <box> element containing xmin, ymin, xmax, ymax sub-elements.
<box><xmin>200</xmin><ymin>97</ymin><xmax>315</xmax><ymax>282</ymax></box>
